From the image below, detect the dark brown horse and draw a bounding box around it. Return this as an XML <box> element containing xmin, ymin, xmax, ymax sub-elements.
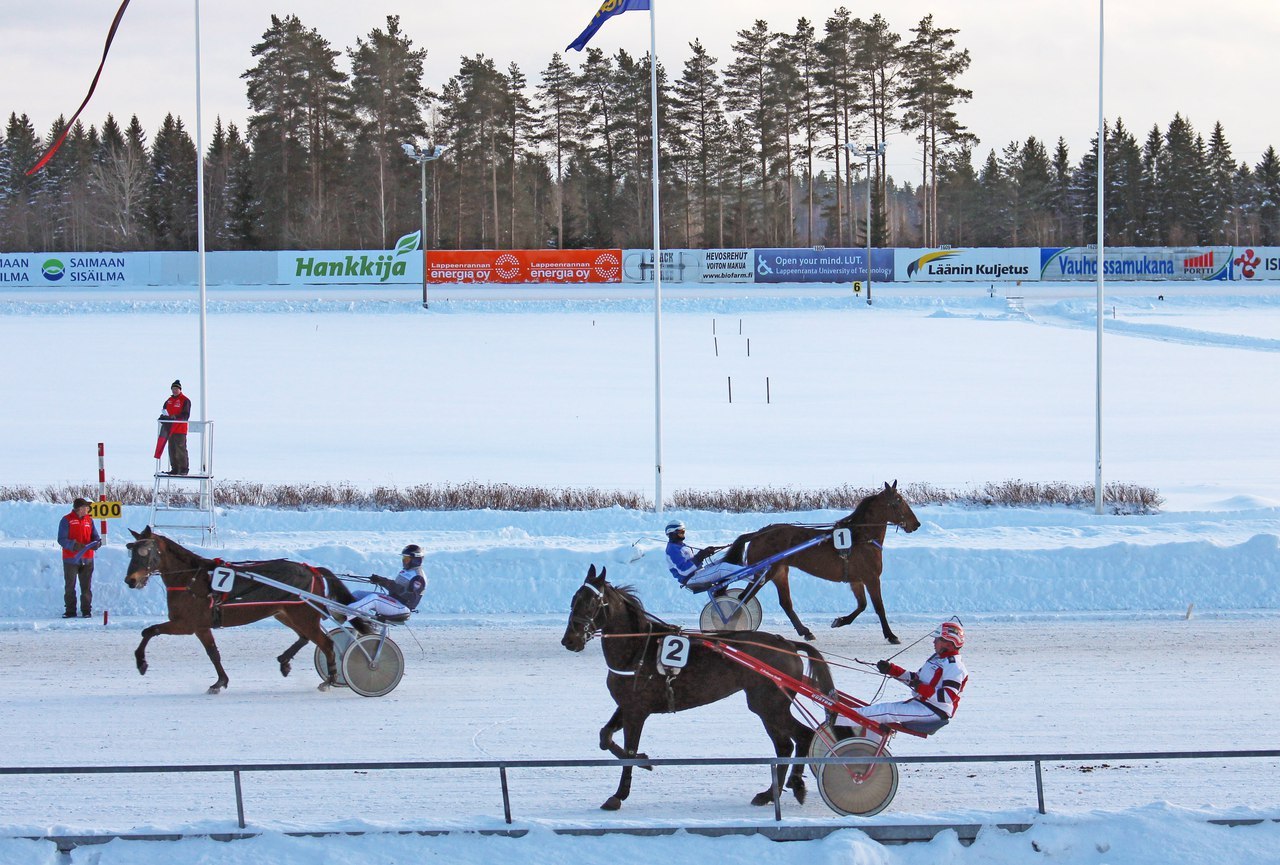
<box><xmin>561</xmin><ymin>564</ymin><xmax>835</xmax><ymax>811</ymax></box>
<box><xmin>722</xmin><ymin>481</ymin><xmax>920</xmax><ymax>643</ymax></box>
<box><xmin>123</xmin><ymin>526</ymin><xmax>365</xmax><ymax>693</ymax></box>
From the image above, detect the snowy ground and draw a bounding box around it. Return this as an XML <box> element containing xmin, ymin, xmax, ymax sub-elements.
<box><xmin>0</xmin><ymin>280</ymin><xmax>1277</xmax><ymax>863</ymax></box>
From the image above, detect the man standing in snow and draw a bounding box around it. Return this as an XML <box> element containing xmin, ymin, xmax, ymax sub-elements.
<box><xmin>863</xmin><ymin>622</ymin><xmax>969</xmax><ymax>733</ymax></box>
<box><xmin>56</xmin><ymin>497</ymin><xmax>101</xmax><ymax>618</ymax></box>
<box><xmin>159</xmin><ymin>379</ymin><xmax>192</xmax><ymax>475</ymax></box>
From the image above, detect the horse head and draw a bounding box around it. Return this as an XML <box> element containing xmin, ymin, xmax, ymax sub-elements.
<box><xmin>561</xmin><ymin>564</ymin><xmax>609</xmax><ymax>652</ymax></box>
<box><xmin>881</xmin><ymin>480</ymin><xmax>921</xmax><ymax>533</ymax></box>
<box><xmin>124</xmin><ymin>526</ymin><xmax>161</xmax><ymax>589</ymax></box>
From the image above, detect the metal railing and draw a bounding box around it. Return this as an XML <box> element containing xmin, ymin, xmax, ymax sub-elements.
<box><xmin>2</xmin><ymin>748</ymin><xmax>1278</xmax><ymax>830</ymax></box>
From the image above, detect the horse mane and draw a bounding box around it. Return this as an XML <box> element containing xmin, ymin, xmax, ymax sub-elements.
<box><xmin>839</xmin><ymin>487</ymin><xmax>887</xmax><ymax>527</ymax></box>
<box><xmin>603</xmin><ymin>582</ymin><xmax>679</xmax><ymax>633</ymax></box>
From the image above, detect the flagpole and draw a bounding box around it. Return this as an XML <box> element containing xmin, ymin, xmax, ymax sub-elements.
<box><xmin>1094</xmin><ymin>0</ymin><xmax>1105</xmax><ymax>515</ymax></box>
<box><xmin>194</xmin><ymin>0</ymin><xmax>209</xmax><ymax>455</ymax></box>
<box><xmin>649</xmin><ymin>0</ymin><xmax>664</xmax><ymax>514</ymax></box>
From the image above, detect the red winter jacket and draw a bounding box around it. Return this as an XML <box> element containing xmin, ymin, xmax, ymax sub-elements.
<box><xmin>162</xmin><ymin>393</ymin><xmax>192</xmax><ymax>434</ymax></box>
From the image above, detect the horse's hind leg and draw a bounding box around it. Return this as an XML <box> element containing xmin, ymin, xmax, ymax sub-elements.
<box><xmin>832</xmin><ymin>581</ymin><xmax>870</xmax><ymax>630</ymax></box>
<box><xmin>746</xmin><ymin>689</ymin><xmax>797</xmax><ymax>806</ymax></box>
<box><xmin>770</xmin><ymin>567</ymin><xmax>815</xmax><ymax>641</ymax></box>
<box><xmin>276</xmin><ymin>635</ymin><xmax>309</xmax><ymax>677</ymax></box>
<box><xmin>194</xmin><ymin>628</ymin><xmax>230</xmax><ymax>694</ymax></box>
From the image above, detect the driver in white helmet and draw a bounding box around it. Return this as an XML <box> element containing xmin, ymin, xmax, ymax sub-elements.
<box><xmin>859</xmin><ymin>621</ymin><xmax>969</xmax><ymax>733</ymax></box>
<box><xmin>348</xmin><ymin>544</ymin><xmax>428</xmax><ymax>620</ymax></box>
<box><xmin>664</xmin><ymin>520</ymin><xmax>739</xmax><ymax>591</ymax></box>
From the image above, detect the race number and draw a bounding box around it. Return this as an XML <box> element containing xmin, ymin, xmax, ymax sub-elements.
<box><xmin>852</xmin><ymin>281</ymin><xmax>862</xmax><ymax>294</ymax></box>
<box><xmin>660</xmin><ymin>635</ymin><xmax>690</xmax><ymax>669</ymax></box>
<box><xmin>832</xmin><ymin>527</ymin><xmax>854</xmax><ymax>551</ymax></box>
<box><xmin>88</xmin><ymin>501</ymin><xmax>123</xmax><ymax>519</ymax></box>
<box><xmin>211</xmin><ymin>566</ymin><xmax>237</xmax><ymax>593</ymax></box>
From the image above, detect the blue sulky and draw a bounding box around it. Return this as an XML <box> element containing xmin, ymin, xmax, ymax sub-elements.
<box><xmin>692</xmin><ymin>534</ymin><xmax>830</xmax><ymax>632</ymax></box>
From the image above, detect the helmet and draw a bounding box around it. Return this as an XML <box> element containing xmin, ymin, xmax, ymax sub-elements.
<box><xmin>401</xmin><ymin>544</ymin><xmax>424</xmax><ymax>568</ymax></box>
<box><xmin>664</xmin><ymin>520</ymin><xmax>686</xmax><ymax>537</ymax></box>
<box><xmin>935</xmin><ymin>621</ymin><xmax>964</xmax><ymax>652</ymax></box>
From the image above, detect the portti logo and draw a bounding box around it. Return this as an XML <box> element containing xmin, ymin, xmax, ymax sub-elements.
<box><xmin>494</xmin><ymin>253</ymin><xmax>522</xmax><ymax>280</ymax></box>
<box><xmin>906</xmin><ymin>250</ymin><xmax>958</xmax><ymax>278</ymax></box>
<box><xmin>593</xmin><ymin>252</ymin><xmax>620</xmax><ymax>279</ymax></box>
<box><xmin>41</xmin><ymin>259</ymin><xmax>65</xmax><ymax>281</ymax></box>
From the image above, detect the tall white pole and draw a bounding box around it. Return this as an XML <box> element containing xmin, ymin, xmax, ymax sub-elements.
<box><xmin>421</xmin><ymin>158</ymin><xmax>428</xmax><ymax>309</ymax></box>
<box><xmin>194</xmin><ymin>0</ymin><xmax>209</xmax><ymax>471</ymax></box>
<box><xmin>649</xmin><ymin>1</ymin><xmax>664</xmax><ymax>513</ymax></box>
<box><xmin>1094</xmin><ymin>0</ymin><xmax>1105</xmax><ymax>515</ymax></box>
<box><xmin>865</xmin><ymin>150</ymin><xmax>872</xmax><ymax>306</ymax></box>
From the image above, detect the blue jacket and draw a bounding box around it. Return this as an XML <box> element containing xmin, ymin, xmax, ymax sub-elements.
<box><xmin>665</xmin><ymin>540</ymin><xmax>699</xmax><ymax>584</ymax></box>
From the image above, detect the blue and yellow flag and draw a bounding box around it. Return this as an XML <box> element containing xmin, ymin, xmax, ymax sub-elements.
<box><xmin>567</xmin><ymin>0</ymin><xmax>651</xmax><ymax>52</ymax></box>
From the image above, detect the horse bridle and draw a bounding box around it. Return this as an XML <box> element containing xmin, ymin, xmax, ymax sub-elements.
<box><xmin>569</xmin><ymin>581</ymin><xmax>608</xmax><ymax>645</ymax></box>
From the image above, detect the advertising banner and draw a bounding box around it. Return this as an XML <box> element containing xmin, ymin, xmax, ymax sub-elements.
<box><xmin>752</xmin><ymin>248</ymin><xmax>893</xmax><ymax>283</ymax></box>
<box><xmin>0</xmin><ymin>253</ymin><xmax>136</xmax><ymax>288</ymax></box>
<box><xmin>427</xmin><ymin>249</ymin><xmax>622</xmax><ymax>283</ymax></box>
<box><xmin>1228</xmin><ymin>247</ymin><xmax>1280</xmax><ymax>280</ymax></box>
<box><xmin>1040</xmin><ymin>247</ymin><xmax>1232</xmax><ymax>281</ymax></box>
<box><xmin>894</xmin><ymin>248</ymin><xmax>1039</xmax><ymax>282</ymax></box>
<box><xmin>278</xmin><ymin>232</ymin><xmax>422</xmax><ymax>285</ymax></box>
<box><xmin>621</xmin><ymin>249</ymin><xmax>753</xmax><ymax>283</ymax></box>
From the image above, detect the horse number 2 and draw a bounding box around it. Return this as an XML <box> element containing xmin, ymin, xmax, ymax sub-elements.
<box><xmin>660</xmin><ymin>635</ymin><xmax>690</xmax><ymax>669</ymax></box>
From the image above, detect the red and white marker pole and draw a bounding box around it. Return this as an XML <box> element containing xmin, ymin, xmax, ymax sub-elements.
<box><xmin>97</xmin><ymin>442</ymin><xmax>107</xmax><ymax>539</ymax></box>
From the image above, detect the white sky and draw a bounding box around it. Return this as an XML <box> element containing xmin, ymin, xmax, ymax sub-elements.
<box><xmin>4</xmin><ymin>0</ymin><xmax>1278</xmax><ymax>180</ymax></box>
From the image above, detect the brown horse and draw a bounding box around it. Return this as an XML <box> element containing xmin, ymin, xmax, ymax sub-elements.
<box><xmin>123</xmin><ymin>526</ymin><xmax>365</xmax><ymax>693</ymax></box>
<box><xmin>722</xmin><ymin>481</ymin><xmax>920</xmax><ymax>643</ymax></box>
<box><xmin>561</xmin><ymin>564</ymin><xmax>835</xmax><ymax>811</ymax></box>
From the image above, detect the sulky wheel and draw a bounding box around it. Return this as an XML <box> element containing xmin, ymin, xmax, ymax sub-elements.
<box><xmin>341</xmin><ymin>634</ymin><xmax>405</xmax><ymax>697</ymax></box>
<box><xmin>314</xmin><ymin>626</ymin><xmax>355</xmax><ymax>685</ymax></box>
<box><xmin>815</xmin><ymin>737</ymin><xmax>900</xmax><ymax>817</ymax></box>
<box><xmin>808</xmin><ymin>722</ymin><xmax>867</xmax><ymax>774</ymax></box>
<box><xmin>698</xmin><ymin>588</ymin><xmax>763</xmax><ymax>632</ymax></box>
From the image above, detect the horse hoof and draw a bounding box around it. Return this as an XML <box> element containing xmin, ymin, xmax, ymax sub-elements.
<box><xmin>280</xmin><ymin>664</ymin><xmax>292</xmax><ymax>678</ymax></box>
<box><xmin>750</xmin><ymin>791</ymin><xmax>775</xmax><ymax>807</ymax></box>
<box><xmin>601</xmin><ymin>797</ymin><xmax>622</xmax><ymax>811</ymax></box>
<box><xmin>207</xmin><ymin>685</ymin><xmax>224</xmax><ymax>694</ymax></box>
<box><xmin>137</xmin><ymin>663</ymin><xmax>148</xmax><ymax>676</ymax></box>
<box><xmin>803</xmin><ymin>631</ymin><xmax>816</xmax><ymax>641</ymax></box>
<box><xmin>317</xmin><ymin>681</ymin><xmax>331</xmax><ymax>692</ymax></box>
<box><xmin>887</xmin><ymin>636</ymin><xmax>901</xmax><ymax>645</ymax></box>
<box><xmin>789</xmin><ymin>780</ymin><xmax>807</xmax><ymax>805</ymax></box>
<box><xmin>830</xmin><ymin>618</ymin><xmax>847</xmax><ymax>629</ymax></box>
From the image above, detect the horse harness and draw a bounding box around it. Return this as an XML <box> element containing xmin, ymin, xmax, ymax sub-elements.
<box><xmin>580</xmin><ymin>582</ymin><xmax>686</xmax><ymax>712</ymax></box>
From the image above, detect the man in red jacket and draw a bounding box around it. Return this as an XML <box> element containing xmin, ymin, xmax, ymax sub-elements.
<box><xmin>57</xmin><ymin>497</ymin><xmax>101</xmax><ymax>618</ymax></box>
<box><xmin>160</xmin><ymin>379</ymin><xmax>192</xmax><ymax>475</ymax></box>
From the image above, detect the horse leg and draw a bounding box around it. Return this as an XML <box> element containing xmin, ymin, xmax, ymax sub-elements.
<box><xmin>787</xmin><ymin>716</ymin><xmax>816</xmax><ymax>803</ymax></box>
<box><xmin>866</xmin><ymin>577</ymin><xmax>900</xmax><ymax>644</ymax></box>
<box><xmin>134</xmin><ymin>620</ymin><xmax>188</xmax><ymax>676</ymax></box>
<box><xmin>276</xmin><ymin>635</ymin><xmax>309</xmax><ymax>677</ymax></box>
<box><xmin>770</xmin><ymin>566</ymin><xmax>815</xmax><ymax>641</ymax></box>
<box><xmin>193</xmin><ymin>627</ymin><xmax>230</xmax><ymax>694</ymax></box>
<box><xmin>746</xmin><ymin>691</ymin><xmax>797</xmax><ymax>806</ymax></box>
<box><xmin>601</xmin><ymin>714</ymin><xmax>649</xmax><ymax>811</ymax></box>
<box><xmin>832</xmin><ymin>581</ymin><xmax>869</xmax><ymax>629</ymax></box>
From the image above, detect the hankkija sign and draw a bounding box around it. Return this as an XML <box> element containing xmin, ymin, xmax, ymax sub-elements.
<box><xmin>279</xmin><ymin>232</ymin><xmax>423</xmax><ymax>284</ymax></box>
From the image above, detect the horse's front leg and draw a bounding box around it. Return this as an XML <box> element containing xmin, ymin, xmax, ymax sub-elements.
<box><xmin>865</xmin><ymin>577</ymin><xmax>900</xmax><ymax>644</ymax></box>
<box><xmin>194</xmin><ymin>628</ymin><xmax>230</xmax><ymax>693</ymax></box>
<box><xmin>602</xmin><ymin>714</ymin><xmax>649</xmax><ymax>811</ymax></box>
<box><xmin>276</xmin><ymin>635</ymin><xmax>309</xmax><ymax>678</ymax></box>
<box><xmin>135</xmin><ymin>621</ymin><xmax>185</xmax><ymax>676</ymax></box>
<box><xmin>832</xmin><ymin>581</ymin><xmax>870</xmax><ymax>630</ymax></box>
<box><xmin>769</xmin><ymin>566</ymin><xmax>815</xmax><ymax>641</ymax></box>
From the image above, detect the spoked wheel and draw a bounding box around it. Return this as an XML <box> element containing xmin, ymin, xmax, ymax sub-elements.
<box><xmin>699</xmin><ymin>588</ymin><xmax>763</xmax><ymax>632</ymax></box>
<box><xmin>807</xmin><ymin>722</ymin><xmax>867</xmax><ymax>773</ymax></box>
<box><xmin>815</xmin><ymin>737</ymin><xmax>899</xmax><ymax>817</ymax></box>
<box><xmin>341</xmin><ymin>634</ymin><xmax>405</xmax><ymax>697</ymax></box>
<box><xmin>314</xmin><ymin>626</ymin><xmax>356</xmax><ymax>685</ymax></box>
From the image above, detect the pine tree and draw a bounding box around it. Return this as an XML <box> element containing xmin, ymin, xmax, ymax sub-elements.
<box><xmin>535</xmin><ymin>53</ymin><xmax>580</xmax><ymax>249</ymax></box>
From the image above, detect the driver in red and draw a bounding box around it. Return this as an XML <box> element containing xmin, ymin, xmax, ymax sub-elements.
<box><xmin>861</xmin><ymin>621</ymin><xmax>968</xmax><ymax>732</ymax></box>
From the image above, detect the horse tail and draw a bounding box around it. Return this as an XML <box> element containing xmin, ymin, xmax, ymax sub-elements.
<box><xmin>319</xmin><ymin>569</ymin><xmax>373</xmax><ymax>636</ymax></box>
<box><xmin>794</xmin><ymin>642</ymin><xmax>836</xmax><ymax>700</ymax></box>
<box><xmin>721</xmin><ymin>531</ymin><xmax>755</xmax><ymax>565</ymax></box>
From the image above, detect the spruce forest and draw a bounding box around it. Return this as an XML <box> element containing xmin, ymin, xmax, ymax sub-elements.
<box><xmin>2</xmin><ymin>11</ymin><xmax>1278</xmax><ymax>255</ymax></box>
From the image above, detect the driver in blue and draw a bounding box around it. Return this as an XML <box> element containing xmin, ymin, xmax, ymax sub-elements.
<box><xmin>664</xmin><ymin>520</ymin><xmax>739</xmax><ymax>591</ymax></box>
<box><xmin>349</xmin><ymin>544</ymin><xmax>427</xmax><ymax>619</ymax></box>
